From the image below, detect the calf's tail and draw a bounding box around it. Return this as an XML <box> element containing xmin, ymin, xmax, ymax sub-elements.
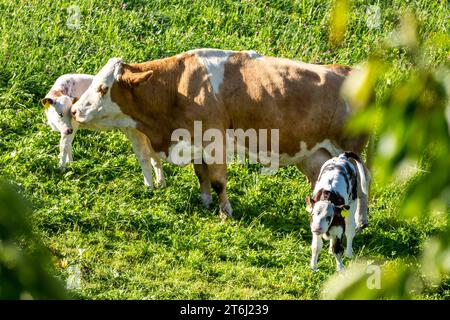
<box><xmin>344</xmin><ymin>151</ymin><xmax>368</xmax><ymax>195</ymax></box>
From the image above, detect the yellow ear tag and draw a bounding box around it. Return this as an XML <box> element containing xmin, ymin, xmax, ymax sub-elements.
<box><xmin>341</xmin><ymin>208</ymin><xmax>349</xmax><ymax>218</ymax></box>
<box><xmin>44</xmin><ymin>101</ymin><xmax>50</xmax><ymax>109</ymax></box>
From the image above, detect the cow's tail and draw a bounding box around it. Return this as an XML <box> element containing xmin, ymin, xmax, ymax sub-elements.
<box><xmin>344</xmin><ymin>151</ymin><xmax>368</xmax><ymax>195</ymax></box>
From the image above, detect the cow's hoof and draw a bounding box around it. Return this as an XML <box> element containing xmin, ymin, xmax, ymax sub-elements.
<box><xmin>201</xmin><ymin>193</ymin><xmax>213</xmax><ymax>209</ymax></box>
<box><xmin>219</xmin><ymin>203</ymin><xmax>233</xmax><ymax>221</ymax></box>
<box><xmin>219</xmin><ymin>211</ymin><xmax>231</xmax><ymax>221</ymax></box>
<box><xmin>310</xmin><ymin>265</ymin><xmax>318</xmax><ymax>272</ymax></box>
<box><xmin>355</xmin><ymin>223</ymin><xmax>368</xmax><ymax>234</ymax></box>
<box><xmin>345</xmin><ymin>252</ymin><xmax>353</xmax><ymax>259</ymax></box>
<box><xmin>155</xmin><ymin>180</ymin><xmax>166</xmax><ymax>188</ymax></box>
<box><xmin>143</xmin><ymin>179</ymin><xmax>154</xmax><ymax>190</ymax></box>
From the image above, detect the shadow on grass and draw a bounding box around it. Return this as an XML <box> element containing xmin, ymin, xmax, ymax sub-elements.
<box><xmin>227</xmin><ymin>190</ymin><xmax>310</xmax><ymax>237</ymax></box>
<box><xmin>354</xmin><ymin>216</ymin><xmax>425</xmax><ymax>258</ymax></box>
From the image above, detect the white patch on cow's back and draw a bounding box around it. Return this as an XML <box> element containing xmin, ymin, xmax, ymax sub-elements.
<box><xmin>188</xmin><ymin>49</ymin><xmax>234</xmax><ymax>95</ymax></box>
<box><xmin>188</xmin><ymin>49</ymin><xmax>262</xmax><ymax>95</ymax></box>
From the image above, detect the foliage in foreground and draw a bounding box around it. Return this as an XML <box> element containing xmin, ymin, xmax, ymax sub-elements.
<box><xmin>322</xmin><ymin>5</ymin><xmax>450</xmax><ymax>299</ymax></box>
<box><xmin>0</xmin><ymin>180</ymin><xmax>66</xmax><ymax>299</ymax></box>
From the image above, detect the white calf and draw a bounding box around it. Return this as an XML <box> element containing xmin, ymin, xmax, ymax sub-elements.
<box><xmin>307</xmin><ymin>151</ymin><xmax>369</xmax><ymax>272</ymax></box>
<box><xmin>41</xmin><ymin>74</ymin><xmax>165</xmax><ymax>189</ymax></box>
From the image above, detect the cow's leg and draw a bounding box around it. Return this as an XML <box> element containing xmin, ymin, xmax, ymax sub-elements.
<box><xmin>121</xmin><ymin>128</ymin><xmax>155</xmax><ymax>189</ymax></box>
<box><xmin>297</xmin><ymin>148</ymin><xmax>333</xmax><ymax>188</ymax></box>
<box><xmin>332</xmin><ymin>235</ymin><xmax>345</xmax><ymax>272</ymax></box>
<box><xmin>339</xmin><ymin>135</ymin><xmax>368</xmax><ymax>156</ymax></box>
<box><xmin>310</xmin><ymin>233</ymin><xmax>323</xmax><ymax>271</ymax></box>
<box><xmin>194</xmin><ymin>162</ymin><xmax>212</xmax><ymax>209</ymax></box>
<box><xmin>345</xmin><ymin>201</ymin><xmax>357</xmax><ymax>258</ymax></box>
<box><xmin>59</xmin><ymin>132</ymin><xmax>75</xmax><ymax>170</ymax></box>
<box><xmin>207</xmin><ymin>163</ymin><xmax>232</xmax><ymax>219</ymax></box>
<box><xmin>145</xmin><ymin>137</ymin><xmax>165</xmax><ymax>188</ymax></box>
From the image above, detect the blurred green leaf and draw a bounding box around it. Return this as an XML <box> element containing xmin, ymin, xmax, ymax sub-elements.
<box><xmin>0</xmin><ymin>179</ymin><xmax>66</xmax><ymax>299</ymax></box>
<box><xmin>322</xmin><ymin>261</ymin><xmax>421</xmax><ymax>299</ymax></box>
<box><xmin>329</xmin><ymin>0</ymin><xmax>350</xmax><ymax>47</ymax></box>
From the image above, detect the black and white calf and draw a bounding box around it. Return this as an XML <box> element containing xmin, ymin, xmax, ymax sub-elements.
<box><xmin>307</xmin><ymin>151</ymin><xmax>369</xmax><ymax>272</ymax></box>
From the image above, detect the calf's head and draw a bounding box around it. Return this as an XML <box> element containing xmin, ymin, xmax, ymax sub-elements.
<box><xmin>71</xmin><ymin>58</ymin><xmax>153</xmax><ymax>126</ymax></box>
<box><xmin>41</xmin><ymin>95</ymin><xmax>75</xmax><ymax>135</ymax></box>
<box><xmin>307</xmin><ymin>195</ymin><xmax>349</xmax><ymax>235</ymax></box>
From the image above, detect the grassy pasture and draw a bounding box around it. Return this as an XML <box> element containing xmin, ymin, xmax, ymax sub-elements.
<box><xmin>0</xmin><ymin>0</ymin><xmax>449</xmax><ymax>299</ymax></box>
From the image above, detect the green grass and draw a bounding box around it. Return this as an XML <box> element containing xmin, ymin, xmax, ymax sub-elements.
<box><xmin>1</xmin><ymin>0</ymin><xmax>449</xmax><ymax>299</ymax></box>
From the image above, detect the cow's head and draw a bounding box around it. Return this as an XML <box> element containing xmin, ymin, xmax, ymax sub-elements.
<box><xmin>307</xmin><ymin>196</ymin><xmax>349</xmax><ymax>235</ymax></box>
<box><xmin>41</xmin><ymin>95</ymin><xmax>75</xmax><ymax>135</ymax></box>
<box><xmin>71</xmin><ymin>58</ymin><xmax>153</xmax><ymax>126</ymax></box>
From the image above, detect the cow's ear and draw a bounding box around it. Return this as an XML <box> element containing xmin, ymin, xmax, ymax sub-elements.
<box><xmin>41</xmin><ymin>97</ymin><xmax>54</xmax><ymax>108</ymax></box>
<box><xmin>118</xmin><ymin>65</ymin><xmax>154</xmax><ymax>86</ymax></box>
<box><xmin>71</xmin><ymin>97</ymin><xmax>79</xmax><ymax>104</ymax></box>
<box><xmin>306</xmin><ymin>196</ymin><xmax>314</xmax><ymax>213</ymax></box>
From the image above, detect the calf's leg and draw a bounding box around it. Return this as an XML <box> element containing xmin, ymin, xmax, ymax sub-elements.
<box><xmin>332</xmin><ymin>235</ymin><xmax>345</xmax><ymax>272</ymax></box>
<box><xmin>329</xmin><ymin>238</ymin><xmax>335</xmax><ymax>254</ymax></box>
<box><xmin>59</xmin><ymin>132</ymin><xmax>76</xmax><ymax>170</ymax></box>
<box><xmin>310</xmin><ymin>233</ymin><xmax>323</xmax><ymax>271</ymax></box>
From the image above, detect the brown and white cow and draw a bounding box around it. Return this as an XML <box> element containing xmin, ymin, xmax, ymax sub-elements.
<box><xmin>72</xmin><ymin>49</ymin><xmax>368</xmax><ymax>228</ymax></box>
